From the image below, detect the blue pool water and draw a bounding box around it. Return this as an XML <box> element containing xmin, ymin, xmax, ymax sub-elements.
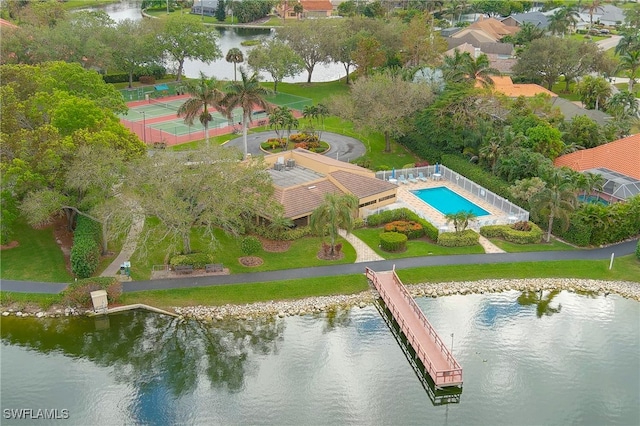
<box><xmin>411</xmin><ymin>186</ymin><xmax>490</xmax><ymax>216</ymax></box>
<box><xmin>578</xmin><ymin>195</ymin><xmax>610</xmax><ymax>206</ymax></box>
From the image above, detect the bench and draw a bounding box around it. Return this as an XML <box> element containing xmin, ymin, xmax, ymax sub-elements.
<box><xmin>174</xmin><ymin>265</ymin><xmax>194</xmax><ymax>274</ymax></box>
<box><xmin>205</xmin><ymin>263</ymin><xmax>224</xmax><ymax>273</ymax></box>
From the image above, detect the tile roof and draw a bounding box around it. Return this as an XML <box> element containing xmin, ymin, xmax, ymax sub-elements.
<box><xmin>273</xmin><ymin>180</ymin><xmax>342</xmax><ymax>219</ymax></box>
<box><xmin>549</xmin><ymin>98</ymin><xmax>611</xmax><ymax>126</ymax></box>
<box><xmin>467</xmin><ymin>16</ymin><xmax>519</xmax><ymax>40</ymax></box>
<box><xmin>301</xmin><ymin>0</ymin><xmax>333</xmax><ymax>11</ymax></box>
<box><xmin>505</xmin><ymin>12</ymin><xmax>550</xmax><ymax>29</ymax></box>
<box><xmin>491</xmin><ymin>76</ymin><xmax>557</xmax><ymax>97</ymax></box>
<box><xmin>450</xmin><ymin>29</ymin><xmax>497</xmax><ymax>44</ymax></box>
<box><xmin>329</xmin><ymin>170</ymin><xmax>397</xmax><ymax>198</ymax></box>
<box><xmin>554</xmin><ymin>134</ymin><xmax>640</xmax><ymax>180</ymax></box>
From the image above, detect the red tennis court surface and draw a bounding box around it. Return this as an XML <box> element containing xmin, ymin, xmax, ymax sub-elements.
<box><xmin>121</xmin><ymin>95</ymin><xmax>301</xmax><ymax>147</ymax></box>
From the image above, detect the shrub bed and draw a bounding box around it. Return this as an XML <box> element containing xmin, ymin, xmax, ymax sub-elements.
<box><xmin>241</xmin><ymin>236</ymin><xmax>262</xmax><ymax>256</ymax></box>
<box><xmin>366</xmin><ymin>208</ymin><xmax>438</xmax><ymax>241</ymax></box>
<box><xmin>383</xmin><ymin>220</ymin><xmax>424</xmax><ymax>239</ymax></box>
<box><xmin>169</xmin><ymin>253</ymin><xmax>215</xmax><ymax>269</ymax></box>
<box><xmin>250</xmin><ymin>225</ymin><xmax>312</xmax><ymax>241</ymax></box>
<box><xmin>70</xmin><ymin>216</ymin><xmax>102</xmax><ymax>278</ymax></box>
<box><xmin>480</xmin><ymin>222</ymin><xmax>543</xmax><ymax>244</ymax></box>
<box><xmin>61</xmin><ymin>277</ymin><xmax>122</xmax><ymax>308</ymax></box>
<box><xmin>379</xmin><ymin>232</ymin><xmax>407</xmax><ymax>252</ymax></box>
<box><xmin>437</xmin><ymin>230</ymin><xmax>479</xmax><ymax>247</ymax></box>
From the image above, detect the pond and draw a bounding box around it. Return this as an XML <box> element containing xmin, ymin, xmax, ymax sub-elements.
<box><xmin>1</xmin><ymin>290</ymin><xmax>638</xmax><ymax>425</ymax></box>
<box><xmin>84</xmin><ymin>0</ymin><xmax>346</xmax><ymax>83</ymax></box>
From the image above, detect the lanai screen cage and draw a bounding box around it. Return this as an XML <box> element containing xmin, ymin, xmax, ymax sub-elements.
<box><xmin>586</xmin><ymin>167</ymin><xmax>640</xmax><ymax>201</ymax></box>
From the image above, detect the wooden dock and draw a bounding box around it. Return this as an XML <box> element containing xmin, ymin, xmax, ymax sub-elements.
<box><xmin>366</xmin><ymin>267</ymin><xmax>463</xmax><ymax>388</ymax></box>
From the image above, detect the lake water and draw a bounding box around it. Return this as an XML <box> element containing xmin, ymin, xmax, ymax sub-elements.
<box><xmin>2</xmin><ymin>291</ymin><xmax>638</xmax><ymax>425</ymax></box>
<box><xmin>84</xmin><ymin>0</ymin><xmax>345</xmax><ymax>82</ymax></box>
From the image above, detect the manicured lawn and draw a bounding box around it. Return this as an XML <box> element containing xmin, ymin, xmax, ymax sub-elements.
<box><xmin>397</xmin><ymin>255</ymin><xmax>640</xmax><ymax>285</ymax></box>
<box><xmin>129</xmin><ymin>219</ymin><xmax>356</xmax><ymax>280</ymax></box>
<box><xmin>0</xmin><ymin>220</ymin><xmax>73</xmax><ymax>283</ymax></box>
<box><xmin>489</xmin><ymin>238</ymin><xmax>576</xmax><ymax>253</ymax></box>
<box><xmin>352</xmin><ymin>227</ymin><xmax>485</xmax><ymax>258</ymax></box>
<box><xmin>0</xmin><ymin>292</ymin><xmax>62</xmax><ymax>310</ymax></box>
<box><xmin>552</xmin><ymin>79</ymin><xmax>580</xmax><ymax>101</ymax></box>
<box><xmin>120</xmin><ymin>274</ymin><xmax>368</xmax><ymax>308</ymax></box>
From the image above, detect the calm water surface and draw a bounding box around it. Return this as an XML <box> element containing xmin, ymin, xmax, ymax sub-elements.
<box><xmin>84</xmin><ymin>1</ymin><xmax>345</xmax><ymax>82</ymax></box>
<box><xmin>1</xmin><ymin>291</ymin><xmax>638</xmax><ymax>425</ymax></box>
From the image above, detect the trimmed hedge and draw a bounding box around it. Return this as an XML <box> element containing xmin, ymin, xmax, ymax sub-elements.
<box><xmin>636</xmin><ymin>240</ymin><xmax>640</xmax><ymax>260</ymax></box>
<box><xmin>437</xmin><ymin>230</ymin><xmax>479</xmax><ymax>247</ymax></box>
<box><xmin>480</xmin><ymin>222</ymin><xmax>543</xmax><ymax>244</ymax></box>
<box><xmin>379</xmin><ymin>232</ymin><xmax>407</xmax><ymax>252</ymax></box>
<box><xmin>250</xmin><ymin>225</ymin><xmax>312</xmax><ymax>241</ymax></box>
<box><xmin>366</xmin><ymin>208</ymin><xmax>438</xmax><ymax>241</ymax></box>
<box><xmin>552</xmin><ymin>218</ymin><xmax>592</xmax><ymax>247</ymax></box>
<box><xmin>61</xmin><ymin>277</ymin><xmax>122</xmax><ymax>308</ymax></box>
<box><xmin>241</xmin><ymin>236</ymin><xmax>262</xmax><ymax>256</ymax></box>
<box><xmin>169</xmin><ymin>253</ymin><xmax>215</xmax><ymax>269</ymax></box>
<box><xmin>70</xmin><ymin>216</ymin><xmax>102</xmax><ymax>278</ymax></box>
<box><xmin>441</xmin><ymin>154</ymin><xmax>513</xmax><ymax>200</ymax></box>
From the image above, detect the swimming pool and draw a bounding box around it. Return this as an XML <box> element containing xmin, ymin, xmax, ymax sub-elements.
<box><xmin>411</xmin><ymin>186</ymin><xmax>490</xmax><ymax>216</ymax></box>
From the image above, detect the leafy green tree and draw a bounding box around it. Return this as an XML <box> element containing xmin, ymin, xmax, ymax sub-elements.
<box><xmin>247</xmin><ymin>39</ymin><xmax>304</xmax><ymax>93</ymax></box>
<box><xmin>223</xmin><ymin>69</ymin><xmax>273</xmax><ymax>159</ymax></box>
<box><xmin>329</xmin><ymin>71</ymin><xmax>433</xmax><ymax>152</ymax></box>
<box><xmin>530</xmin><ymin>168</ymin><xmax>577</xmax><ymax>242</ymax></box>
<box><xmin>130</xmin><ymin>146</ymin><xmax>276</xmax><ymax>255</ymax></box>
<box><xmin>108</xmin><ymin>18</ymin><xmax>162</xmax><ymax>89</ymax></box>
<box><xmin>351</xmin><ymin>34</ymin><xmax>386</xmax><ymax>76</ymax></box>
<box><xmin>215</xmin><ymin>0</ymin><xmax>226</xmax><ymax>22</ymax></box>
<box><xmin>524</xmin><ymin>124</ymin><xmax>565</xmax><ymax>159</ymax></box>
<box><xmin>0</xmin><ymin>190</ymin><xmax>18</xmax><ymax>245</ymax></box>
<box><xmin>401</xmin><ymin>13</ymin><xmax>447</xmax><ymax>68</ymax></box>
<box><xmin>157</xmin><ymin>14</ymin><xmax>222</xmax><ymax>81</ymax></box>
<box><xmin>548</xmin><ymin>6</ymin><xmax>578</xmax><ymax>36</ymax></box>
<box><xmin>324</xmin><ymin>20</ymin><xmax>358</xmax><ymax>84</ymax></box>
<box><xmin>309</xmin><ymin>193</ymin><xmax>359</xmax><ymax>256</ymax></box>
<box><xmin>177</xmin><ymin>72</ymin><xmax>227</xmax><ymax>146</ymax></box>
<box><xmin>225</xmin><ymin>47</ymin><xmax>244</xmax><ymax>81</ymax></box>
<box><xmin>560</xmin><ymin>115</ymin><xmax>604</xmax><ymax>149</ymax></box>
<box><xmin>276</xmin><ymin>20</ymin><xmax>332</xmax><ymax>83</ymax></box>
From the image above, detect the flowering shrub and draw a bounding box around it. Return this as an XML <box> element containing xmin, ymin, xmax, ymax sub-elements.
<box><xmin>383</xmin><ymin>220</ymin><xmax>424</xmax><ymax>239</ymax></box>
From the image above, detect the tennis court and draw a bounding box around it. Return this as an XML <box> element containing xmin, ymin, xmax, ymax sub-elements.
<box><xmin>119</xmin><ymin>91</ymin><xmax>310</xmax><ymax>146</ymax></box>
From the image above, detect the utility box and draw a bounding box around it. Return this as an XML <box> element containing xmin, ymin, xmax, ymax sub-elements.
<box><xmin>90</xmin><ymin>290</ymin><xmax>108</xmax><ymax>314</ymax></box>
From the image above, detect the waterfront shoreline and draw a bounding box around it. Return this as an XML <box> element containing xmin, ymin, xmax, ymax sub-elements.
<box><xmin>2</xmin><ymin>278</ymin><xmax>638</xmax><ymax>320</ymax></box>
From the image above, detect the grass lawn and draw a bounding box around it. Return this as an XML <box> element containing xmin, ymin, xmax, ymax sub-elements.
<box><xmin>0</xmin><ymin>220</ymin><xmax>73</xmax><ymax>283</ymax></box>
<box><xmin>552</xmin><ymin>79</ymin><xmax>580</xmax><ymax>101</ymax></box>
<box><xmin>120</xmin><ymin>274</ymin><xmax>368</xmax><ymax>308</ymax></box>
<box><xmin>129</xmin><ymin>219</ymin><xmax>356</xmax><ymax>280</ymax></box>
<box><xmin>489</xmin><ymin>238</ymin><xmax>576</xmax><ymax>253</ymax></box>
<box><xmin>352</xmin><ymin>227</ymin><xmax>485</xmax><ymax>259</ymax></box>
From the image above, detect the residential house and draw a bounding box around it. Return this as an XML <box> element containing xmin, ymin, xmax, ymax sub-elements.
<box><xmin>578</xmin><ymin>4</ymin><xmax>625</xmax><ymax>28</ymax></box>
<box><xmin>264</xmin><ymin>149</ymin><xmax>397</xmax><ymax>225</ymax></box>
<box><xmin>277</xmin><ymin>0</ymin><xmax>334</xmax><ymax>19</ymax></box>
<box><xmin>490</xmin><ymin>76</ymin><xmax>557</xmax><ymax>97</ymax></box>
<box><xmin>452</xmin><ymin>16</ymin><xmax>519</xmax><ymax>41</ymax></box>
<box><xmin>554</xmin><ymin>134</ymin><xmax>640</xmax><ymax>201</ymax></box>
<box><xmin>501</xmin><ymin>11</ymin><xmax>550</xmax><ymax>29</ymax></box>
<box><xmin>191</xmin><ymin>0</ymin><xmax>218</xmax><ymax>17</ymax></box>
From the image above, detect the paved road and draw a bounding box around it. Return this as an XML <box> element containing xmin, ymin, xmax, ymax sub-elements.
<box><xmin>224</xmin><ymin>131</ymin><xmax>366</xmax><ymax>163</ymax></box>
<box><xmin>2</xmin><ymin>239</ymin><xmax>637</xmax><ymax>294</ymax></box>
<box><xmin>596</xmin><ymin>35</ymin><xmax>621</xmax><ymax>51</ymax></box>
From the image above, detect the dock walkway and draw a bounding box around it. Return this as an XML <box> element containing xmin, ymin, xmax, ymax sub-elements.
<box><xmin>366</xmin><ymin>268</ymin><xmax>462</xmax><ymax>388</ymax></box>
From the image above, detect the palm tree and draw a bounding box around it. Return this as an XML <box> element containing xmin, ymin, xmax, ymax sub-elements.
<box><xmin>548</xmin><ymin>6</ymin><xmax>579</xmax><ymax>36</ymax></box>
<box><xmin>225</xmin><ymin>48</ymin><xmax>244</xmax><ymax>82</ymax></box>
<box><xmin>463</xmin><ymin>53</ymin><xmax>500</xmax><ymax>88</ymax></box>
<box><xmin>268</xmin><ymin>106</ymin><xmax>298</xmax><ymax>149</ymax></box>
<box><xmin>585</xmin><ymin>0</ymin><xmax>604</xmax><ymax>32</ymax></box>
<box><xmin>616</xmin><ymin>50</ymin><xmax>640</xmax><ymax>93</ymax></box>
<box><xmin>223</xmin><ymin>69</ymin><xmax>273</xmax><ymax>159</ymax></box>
<box><xmin>444</xmin><ymin>211</ymin><xmax>476</xmax><ymax>233</ymax></box>
<box><xmin>309</xmin><ymin>193</ymin><xmax>359</xmax><ymax>257</ymax></box>
<box><xmin>441</xmin><ymin>48</ymin><xmax>469</xmax><ymax>83</ymax></box>
<box><xmin>576</xmin><ymin>75</ymin><xmax>611</xmax><ymax>110</ymax></box>
<box><xmin>614</xmin><ymin>28</ymin><xmax>640</xmax><ymax>57</ymax></box>
<box><xmin>606</xmin><ymin>91</ymin><xmax>640</xmax><ymax>119</ymax></box>
<box><xmin>177</xmin><ymin>72</ymin><xmax>226</xmax><ymax>147</ymax></box>
<box><xmin>530</xmin><ymin>168</ymin><xmax>577</xmax><ymax>243</ymax></box>
<box><xmin>479</xmin><ymin>138</ymin><xmax>502</xmax><ymax>175</ymax></box>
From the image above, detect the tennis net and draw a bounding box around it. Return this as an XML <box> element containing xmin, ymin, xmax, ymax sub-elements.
<box><xmin>149</xmin><ymin>98</ymin><xmax>180</xmax><ymax>111</ymax></box>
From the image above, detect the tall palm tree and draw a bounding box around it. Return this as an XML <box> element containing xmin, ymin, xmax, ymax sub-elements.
<box><xmin>616</xmin><ymin>50</ymin><xmax>640</xmax><ymax>93</ymax></box>
<box><xmin>530</xmin><ymin>168</ymin><xmax>577</xmax><ymax>243</ymax></box>
<box><xmin>606</xmin><ymin>90</ymin><xmax>640</xmax><ymax>119</ymax></box>
<box><xmin>177</xmin><ymin>72</ymin><xmax>226</xmax><ymax>147</ymax></box>
<box><xmin>268</xmin><ymin>106</ymin><xmax>298</xmax><ymax>148</ymax></box>
<box><xmin>309</xmin><ymin>193</ymin><xmax>359</xmax><ymax>256</ymax></box>
<box><xmin>223</xmin><ymin>68</ymin><xmax>273</xmax><ymax>159</ymax></box>
<box><xmin>463</xmin><ymin>53</ymin><xmax>500</xmax><ymax>88</ymax></box>
<box><xmin>444</xmin><ymin>210</ymin><xmax>476</xmax><ymax>233</ymax></box>
<box><xmin>441</xmin><ymin>48</ymin><xmax>469</xmax><ymax>83</ymax></box>
<box><xmin>548</xmin><ymin>6</ymin><xmax>579</xmax><ymax>36</ymax></box>
<box><xmin>225</xmin><ymin>47</ymin><xmax>244</xmax><ymax>82</ymax></box>
<box><xmin>585</xmin><ymin>0</ymin><xmax>604</xmax><ymax>32</ymax></box>
<box><xmin>479</xmin><ymin>138</ymin><xmax>502</xmax><ymax>175</ymax></box>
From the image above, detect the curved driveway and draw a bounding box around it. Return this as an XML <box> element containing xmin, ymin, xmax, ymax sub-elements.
<box><xmin>224</xmin><ymin>131</ymin><xmax>366</xmax><ymax>162</ymax></box>
<box><xmin>2</xmin><ymin>239</ymin><xmax>637</xmax><ymax>294</ymax></box>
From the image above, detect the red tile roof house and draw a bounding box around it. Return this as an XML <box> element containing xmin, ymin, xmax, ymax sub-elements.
<box><xmin>554</xmin><ymin>134</ymin><xmax>640</xmax><ymax>202</ymax></box>
<box><xmin>264</xmin><ymin>149</ymin><xmax>397</xmax><ymax>226</ymax></box>
<box><xmin>276</xmin><ymin>0</ymin><xmax>333</xmax><ymax>19</ymax></box>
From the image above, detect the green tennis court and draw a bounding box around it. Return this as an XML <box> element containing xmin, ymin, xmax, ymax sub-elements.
<box><xmin>265</xmin><ymin>92</ymin><xmax>312</xmax><ymax>111</ymax></box>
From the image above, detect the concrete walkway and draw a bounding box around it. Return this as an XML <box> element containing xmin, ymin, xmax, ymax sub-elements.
<box><xmin>478</xmin><ymin>235</ymin><xmax>505</xmax><ymax>254</ymax></box>
<box><xmin>100</xmin><ymin>206</ymin><xmax>145</xmax><ymax>278</ymax></box>
<box><xmin>339</xmin><ymin>229</ymin><xmax>384</xmax><ymax>263</ymax></box>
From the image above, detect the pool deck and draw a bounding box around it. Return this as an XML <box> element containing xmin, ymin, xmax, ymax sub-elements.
<box><xmin>392</xmin><ymin>179</ymin><xmax>507</xmax><ymax>232</ymax></box>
